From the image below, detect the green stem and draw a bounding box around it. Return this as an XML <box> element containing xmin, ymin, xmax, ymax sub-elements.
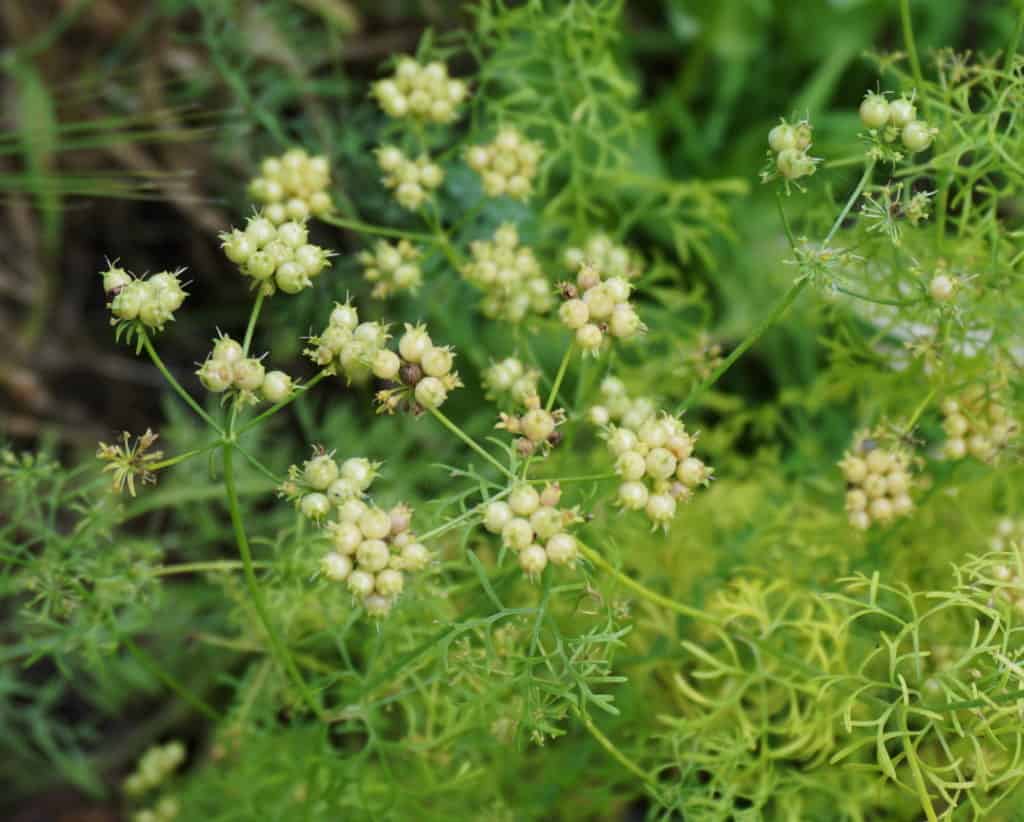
<box><xmin>418</xmin><ymin>488</ymin><xmax>512</xmax><ymax>543</ymax></box>
<box><xmin>676</xmin><ymin>277</ymin><xmax>809</xmax><ymax>416</ymax></box>
<box><xmin>428</xmin><ymin>407</ymin><xmax>515</xmax><ymax>480</ymax></box>
<box><xmin>153</xmin><ymin>559</ymin><xmax>267</xmax><ymax>577</ymax></box>
<box><xmin>577</xmin><ymin>541</ymin><xmax>717</xmax><ymax>624</ymax></box>
<box><xmin>320</xmin><ymin>213</ymin><xmax>432</xmax><ymax>242</ymax></box>
<box><xmin>901</xmin><ymin>708</ymin><xmax>939</xmax><ymax>822</ymax></box>
<box><xmin>140</xmin><ymin>329</ymin><xmax>222</xmax><ymax>434</ymax></box>
<box><xmin>148</xmin><ymin>446</ymin><xmax>209</xmax><ymax>472</ymax></box>
<box><xmin>222</xmin><ymin>442</ymin><xmax>324</xmax><ymax>718</ymax></box>
<box><xmin>824</xmin><ymin>159</ymin><xmax>875</xmax><ymax>246</ymax></box>
<box><xmin>527</xmin><ymin>472</ymin><xmax>617</xmax><ymax>484</ymax></box>
<box><xmin>433</xmin><ymin>230</ymin><xmax>466</xmax><ymax>272</ymax></box>
<box><xmin>546</xmin><ymin>344</ymin><xmax>574</xmax><ymax>413</ymax></box>
<box><xmin>228</xmin><ymin>294</ymin><xmax>268</xmax><ymax>432</ymax></box>
<box><xmin>122</xmin><ymin>635</ymin><xmax>220</xmax><ymax>721</ymax></box>
<box><xmin>1006</xmin><ymin>7</ymin><xmax>1024</xmax><ymax>71</ymax></box>
<box><xmin>233</xmin><ymin>445</ymin><xmax>282</xmax><ymax>486</ymax></box>
<box><xmin>899</xmin><ymin>0</ymin><xmax>924</xmax><ymax>90</ymax></box>
<box><xmin>675</xmin><ymin>162</ymin><xmax>875</xmax><ymax>417</ymax></box>
<box><xmin>833</xmin><ymin>286</ymin><xmax>923</xmax><ymax>307</ymax></box>
<box><xmin>579</xmin><ymin>712</ymin><xmax>659</xmax><ymax>791</ymax></box>
<box><xmin>242</xmin><ymin>291</ymin><xmax>265</xmax><ymax>355</ymax></box>
<box><xmin>236</xmin><ymin>371</ymin><xmax>329</xmax><ymax>437</ymax></box>
<box><xmin>776</xmin><ymin>190</ymin><xmax>797</xmax><ymax>250</ymax></box>
<box><xmin>904</xmin><ymin>386</ymin><xmax>936</xmax><ymax>433</ymax></box>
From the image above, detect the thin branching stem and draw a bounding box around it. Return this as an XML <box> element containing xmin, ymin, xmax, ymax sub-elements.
<box><xmin>140</xmin><ymin>329</ymin><xmax>222</xmax><ymax>434</ymax></box>
<box><xmin>577</xmin><ymin>541</ymin><xmax>717</xmax><ymax>624</ymax></box>
<box><xmin>579</xmin><ymin>712</ymin><xmax>659</xmax><ymax>790</ymax></box>
<box><xmin>153</xmin><ymin>560</ymin><xmax>267</xmax><ymax>577</ymax></box>
<box><xmin>122</xmin><ymin>635</ymin><xmax>220</xmax><ymax>721</ymax></box>
<box><xmin>242</xmin><ymin>291</ymin><xmax>265</xmax><ymax>355</ymax></box>
<box><xmin>320</xmin><ymin>213</ymin><xmax>433</xmax><ymax>242</ymax></box>
<box><xmin>237</xmin><ymin>371</ymin><xmax>329</xmax><ymax>436</ymax></box>
<box><xmin>899</xmin><ymin>0</ymin><xmax>924</xmax><ymax>90</ymax></box>
<box><xmin>546</xmin><ymin>344</ymin><xmax>574</xmax><ymax>413</ymax></box>
<box><xmin>222</xmin><ymin>441</ymin><xmax>324</xmax><ymax>719</ymax></box>
<box><xmin>429</xmin><ymin>407</ymin><xmax>516</xmax><ymax>480</ymax></box>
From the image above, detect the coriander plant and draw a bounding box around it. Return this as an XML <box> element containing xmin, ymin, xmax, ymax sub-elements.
<box><xmin>3</xmin><ymin>2</ymin><xmax>1023</xmax><ymax>820</ymax></box>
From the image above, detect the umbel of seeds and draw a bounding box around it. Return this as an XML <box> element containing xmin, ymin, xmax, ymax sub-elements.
<box><xmin>102</xmin><ymin>264</ymin><xmax>188</xmax><ymax>332</ymax></box>
<box><xmin>840</xmin><ymin>431</ymin><xmax>915</xmax><ymax>530</ymax></box>
<box><xmin>941</xmin><ymin>385</ymin><xmax>1019</xmax><ymax>463</ymax></box>
<box><xmin>496</xmin><ymin>395</ymin><xmax>565</xmax><ymax>458</ymax></box>
<box><xmin>376</xmin><ymin>146</ymin><xmax>444</xmax><ymax>211</ymax></box>
<box><xmin>220</xmin><ymin>213</ymin><xmax>333</xmax><ymax>295</ymax></box>
<box><xmin>858</xmin><ymin>91</ymin><xmax>938</xmax><ymax>154</ymax></box>
<box><xmin>305</xmin><ymin>300</ymin><xmax>389</xmax><ymax>385</ymax></box>
<box><xmin>248</xmin><ymin>148</ymin><xmax>333</xmax><ymax>224</ymax></box>
<box><xmin>372</xmin><ymin>323</ymin><xmax>463</xmax><ymax>414</ymax></box>
<box><xmin>462</xmin><ymin>224</ymin><xmax>553</xmax><ymax>323</ymax></box>
<box><xmin>603</xmin><ymin>400</ymin><xmax>712</xmax><ymax>530</ymax></box>
<box><xmin>765</xmin><ymin>118</ymin><xmax>819</xmax><ymax>182</ymax></box>
<box><xmin>588</xmin><ymin>376</ymin><xmax>656</xmax><ymax>429</ymax></box>
<box><xmin>359</xmin><ymin>239</ymin><xmax>423</xmax><ymax>298</ymax></box>
<box><xmin>465</xmin><ymin>127</ymin><xmax>543</xmax><ymax>200</ymax></box>
<box><xmin>564</xmin><ymin>233</ymin><xmax>643</xmax><ymax>280</ymax></box>
<box><xmin>372</xmin><ymin>56</ymin><xmax>468</xmax><ymax>124</ymax></box>
<box><xmin>484</xmin><ymin>357</ymin><xmax>541</xmax><ymax>408</ymax></box>
<box><xmin>558</xmin><ymin>262</ymin><xmax>644</xmax><ymax>355</ymax></box>
<box><xmin>196</xmin><ymin>334</ymin><xmax>292</xmax><ymax>404</ymax></box>
<box><xmin>282</xmin><ymin>448</ymin><xmax>429</xmax><ymax>617</ymax></box>
<box><xmin>482</xmin><ymin>483</ymin><xmax>580</xmax><ymax>579</ymax></box>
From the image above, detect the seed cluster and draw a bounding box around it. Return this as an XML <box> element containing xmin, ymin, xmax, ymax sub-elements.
<box><xmin>283</xmin><ymin>449</ymin><xmax>428</xmax><ymax>617</ymax></box>
<box><xmin>941</xmin><ymin>387</ymin><xmax>1019</xmax><ymax>462</ymax></box>
<box><xmin>588</xmin><ymin>377</ymin><xmax>656</xmax><ymax>430</ymax></box>
<box><xmin>103</xmin><ymin>265</ymin><xmax>187</xmax><ymax>331</ymax></box>
<box><xmin>484</xmin><ymin>357</ymin><xmax>541</xmax><ymax>408</ymax></box>
<box><xmin>248</xmin><ymin>148</ymin><xmax>333</xmax><ymax>224</ymax></box>
<box><xmin>372</xmin><ymin>57</ymin><xmax>467</xmax><ymax>124</ymax></box>
<box><xmin>372</xmin><ymin>324</ymin><xmax>462</xmax><ymax>414</ymax></box>
<box><xmin>766</xmin><ymin>119</ymin><xmax>818</xmax><ymax>181</ymax></box>
<box><xmin>359</xmin><ymin>239</ymin><xmax>423</xmax><ymax>298</ymax></box>
<box><xmin>220</xmin><ymin>214</ymin><xmax>333</xmax><ymax>295</ymax></box>
<box><xmin>124</xmin><ymin>741</ymin><xmax>185</xmax><ymax>797</ymax></box>
<box><xmin>133</xmin><ymin>798</ymin><xmax>180</xmax><ymax>822</ymax></box>
<box><xmin>196</xmin><ymin>334</ymin><xmax>292</xmax><ymax>403</ymax></box>
<box><xmin>465</xmin><ymin>128</ymin><xmax>543</xmax><ymax>200</ymax></box>
<box><xmin>482</xmin><ymin>483</ymin><xmax>580</xmax><ymax>579</ymax></box>
<box><xmin>462</xmin><ymin>224</ymin><xmax>553</xmax><ymax>323</ymax></box>
<box><xmin>840</xmin><ymin>433</ymin><xmax>915</xmax><ymax>530</ymax></box>
<box><xmin>306</xmin><ymin>301</ymin><xmax>388</xmax><ymax>385</ymax></box>
<box><xmin>601</xmin><ymin>392</ymin><xmax>711</xmax><ymax>530</ymax></box>
<box><xmin>496</xmin><ymin>397</ymin><xmax>565</xmax><ymax>459</ymax></box>
<box><xmin>564</xmin><ymin>233</ymin><xmax>642</xmax><ymax>280</ymax></box>
<box><xmin>558</xmin><ymin>262</ymin><xmax>644</xmax><ymax>355</ymax></box>
<box><xmin>858</xmin><ymin>92</ymin><xmax>937</xmax><ymax>154</ymax></box>
<box><xmin>376</xmin><ymin>146</ymin><xmax>444</xmax><ymax>211</ymax></box>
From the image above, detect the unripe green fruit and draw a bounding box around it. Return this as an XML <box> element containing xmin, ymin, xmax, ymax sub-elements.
<box><xmin>888</xmin><ymin>97</ymin><xmax>917</xmax><ymax>128</ymax></box>
<box><xmin>232</xmin><ymin>358</ymin><xmax>266</xmax><ymax>392</ymax></box>
<box><xmin>301</xmin><ymin>492</ymin><xmax>331</xmax><ymax>520</ymax></box>
<box><xmin>768</xmin><ymin>123</ymin><xmax>797</xmax><ymax>153</ymax></box>
<box><xmin>304</xmin><ymin>455</ymin><xmax>339</xmax><ymax>490</ymax></box>
<box><xmin>859</xmin><ymin>93</ymin><xmax>890</xmax><ymax>129</ymax></box>
<box><xmin>901</xmin><ymin>120</ymin><xmax>934</xmax><ymax>153</ymax></box>
<box><xmin>261</xmin><ymin>371</ymin><xmax>292</xmax><ymax>403</ymax></box>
